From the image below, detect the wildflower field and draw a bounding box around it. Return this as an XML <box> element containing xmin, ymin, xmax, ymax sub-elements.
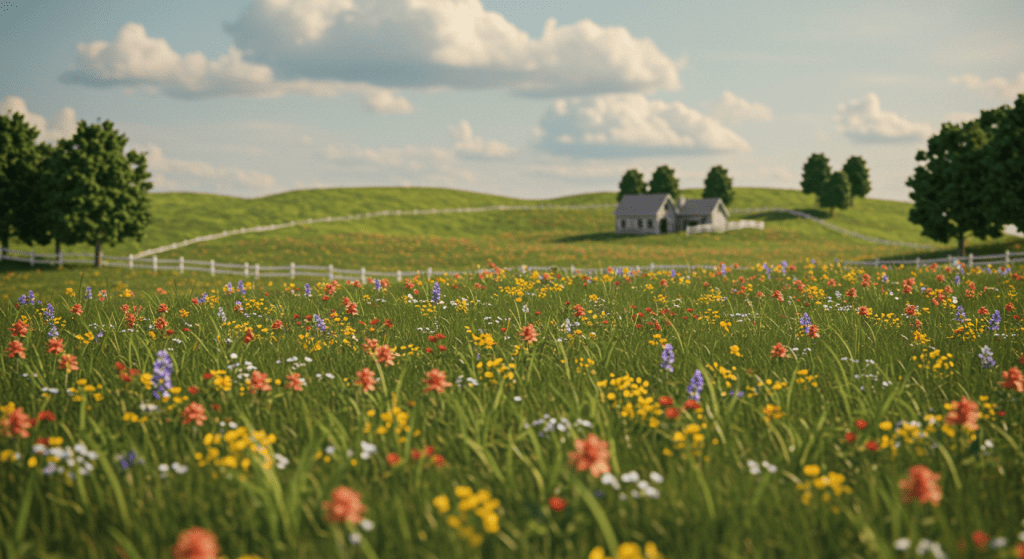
<box><xmin>2</xmin><ymin>260</ymin><xmax>1023</xmax><ymax>559</ymax></box>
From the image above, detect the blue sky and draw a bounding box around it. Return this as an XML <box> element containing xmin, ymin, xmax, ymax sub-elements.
<box><xmin>2</xmin><ymin>0</ymin><xmax>1022</xmax><ymax>201</ymax></box>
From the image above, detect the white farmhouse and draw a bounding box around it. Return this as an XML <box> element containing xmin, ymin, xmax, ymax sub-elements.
<box><xmin>614</xmin><ymin>194</ymin><xmax>730</xmax><ymax>235</ymax></box>
<box><xmin>676</xmin><ymin>197</ymin><xmax>730</xmax><ymax>229</ymax></box>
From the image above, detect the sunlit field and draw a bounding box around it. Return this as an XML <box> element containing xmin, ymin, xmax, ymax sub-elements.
<box><xmin>2</xmin><ymin>259</ymin><xmax>1023</xmax><ymax>558</ymax></box>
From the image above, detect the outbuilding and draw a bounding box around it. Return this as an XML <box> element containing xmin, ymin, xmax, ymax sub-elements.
<box><xmin>675</xmin><ymin>197</ymin><xmax>730</xmax><ymax>230</ymax></box>
<box><xmin>614</xmin><ymin>193</ymin><xmax>678</xmax><ymax>235</ymax></box>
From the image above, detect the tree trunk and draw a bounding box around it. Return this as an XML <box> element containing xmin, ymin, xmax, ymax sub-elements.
<box><xmin>958</xmin><ymin>232</ymin><xmax>965</xmax><ymax>257</ymax></box>
<box><xmin>55</xmin><ymin>240</ymin><xmax>61</xmax><ymax>256</ymax></box>
<box><xmin>829</xmin><ymin>207</ymin><xmax>834</xmax><ymax>217</ymax></box>
<box><xmin>94</xmin><ymin>242</ymin><xmax>102</xmax><ymax>267</ymax></box>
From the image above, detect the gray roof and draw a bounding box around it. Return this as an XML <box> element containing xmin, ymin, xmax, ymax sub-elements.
<box><xmin>678</xmin><ymin>197</ymin><xmax>729</xmax><ymax>218</ymax></box>
<box><xmin>614</xmin><ymin>194</ymin><xmax>675</xmax><ymax>217</ymax></box>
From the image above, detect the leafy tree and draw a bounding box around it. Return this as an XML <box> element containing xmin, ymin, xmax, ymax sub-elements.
<box><xmin>819</xmin><ymin>170</ymin><xmax>852</xmax><ymax>217</ymax></box>
<box><xmin>842</xmin><ymin>156</ymin><xmax>871</xmax><ymax>205</ymax></box>
<box><xmin>648</xmin><ymin>165</ymin><xmax>679</xmax><ymax>201</ymax></box>
<box><xmin>0</xmin><ymin>112</ymin><xmax>54</xmax><ymax>252</ymax></box>
<box><xmin>800</xmin><ymin>153</ymin><xmax>831</xmax><ymax>200</ymax></box>
<box><xmin>45</xmin><ymin>119</ymin><xmax>153</xmax><ymax>266</ymax></box>
<box><xmin>977</xmin><ymin>94</ymin><xmax>1024</xmax><ymax>234</ymax></box>
<box><xmin>907</xmin><ymin>119</ymin><xmax>1001</xmax><ymax>256</ymax></box>
<box><xmin>617</xmin><ymin>168</ymin><xmax>647</xmax><ymax>202</ymax></box>
<box><xmin>702</xmin><ymin>165</ymin><xmax>734</xmax><ymax>205</ymax></box>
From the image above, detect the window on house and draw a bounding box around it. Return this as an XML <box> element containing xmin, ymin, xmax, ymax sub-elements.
<box><xmin>621</xmin><ymin>219</ymin><xmax>626</xmax><ymax>228</ymax></box>
<box><xmin>647</xmin><ymin>219</ymin><xmax>653</xmax><ymax>228</ymax></box>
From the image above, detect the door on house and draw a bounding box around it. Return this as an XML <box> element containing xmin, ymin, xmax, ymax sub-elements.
<box><xmin>659</xmin><ymin>218</ymin><xmax>667</xmax><ymax>233</ymax></box>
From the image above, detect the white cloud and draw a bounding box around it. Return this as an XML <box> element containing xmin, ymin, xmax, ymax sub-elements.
<box><xmin>834</xmin><ymin>93</ymin><xmax>933</xmax><ymax>143</ymax></box>
<box><xmin>59</xmin><ymin>22</ymin><xmax>413</xmax><ymax>114</ymax></box>
<box><xmin>222</xmin><ymin>0</ymin><xmax>681</xmax><ymax>96</ymax></box>
<box><xmin>711</xmin><ymin>91</ymin><xmax>772</xmax><ymax>124</ymax></box>
<box><xmin>942</xmin><ymin>112</ymin><xmax>980</xmax><ymax>125</ymax></box>
<box><xmin>536</xmin><ymin>93</ymin><xmax>751</xmax><ymax>158</ymax></box>
<box><xmin>949</xmin><ymin>73</ymin><xmax>1024</xmax><ymax>102</ymax></box>
<box><xmin>448</xmin><ymin>120</ymin><xmax>516</xmax><ymax>158</ymax></box>
<box><xmin>0</xmin><ymin>96</ymin><xmax>79</xmax><ymax>144</ymax></box>
<box><xmin>316</xmin><ymin>139</ymin><xmax>475</xmax><ymax>185</ymax></box>
<box><xmin>139</xmin><ymin>143</ymin><xmax>278</xmax><ymax>197</ymax></box>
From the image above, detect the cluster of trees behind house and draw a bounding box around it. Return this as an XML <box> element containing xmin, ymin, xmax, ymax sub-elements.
<box><xmin>0</xmin><ymin>115</ymin><xmax>153</xmax><ymax>265</ymax></box>
<box><xmin>616</xmin><ymin>94</ymin><xmax>1024</xmax><ymax>255</ymax></box>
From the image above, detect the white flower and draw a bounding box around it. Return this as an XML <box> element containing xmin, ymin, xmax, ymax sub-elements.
<box><xmin>513</xmin><ymin>396</ymin><xmax>522</xmax><ymax>402</ymax></box>
<box><xmin>359</xmin><ymin>441</ymin><xmax>378</xmax><ymax>460</ymax></box>
<box><xmin>347</xmin><ymin>532</ymin><xmax>363</xmax><ymax>545</ymax></box>
<box><xmin>274</xmin><ymin>453</ymin><xmax>290</xmax><ymax>469</ymax></box>
<box><xmin>324</xmin><ymin>445</ymin><xmax>336</xmax><ymax>456</ymax></box>
<box><xmin>171</xmin><ymin>462</ymin><xmax>189</xmax><ymax>474</ymax></box>
<box><xmin>746</xmin><ymin>459</ymin><xmax>762</xmax><ymax>475</ymax></box>
<box><xmin>620</xmin><ymin>471</ymin><xmax>641</xmax><ymax>484</ymax></box>
<box><xmin>761</xmin><ymin>460</ymin><xmax>778</xmax><ymax>474</ymax></box>
<box><xmin>989</xmin><ymin>537</ymin><xmax>1008</xmax><ymax>550</ymax></box>
<box><xmin>228</xmin><ymin>421</ymin><xmax>239</xmax><ymax>429</ymax></box>
<box><xmin>649</xmin><ymin>471</ymin><xmax>664</xmax><ymax>484</ymax></box>
<box><xmin>599</xmin><ymin>472</ymin><xmax>621</xmax><ymax>490</ymax></box>
<box><xmin>359</xmin><ymin>519</ymin><xmax>376</xmax><ymax>532</ymax></box>
<box><xmin>229</xmin><ymin>353</ymin><xmax>238</xmax><ymax>359</ymax></box>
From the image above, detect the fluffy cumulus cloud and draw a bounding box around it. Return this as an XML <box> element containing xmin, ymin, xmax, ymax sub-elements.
<box><xmin>949</xmin><ymin>73</ymin><xmax>1024</xmax><ymax>102</ymax></box>
<box><xmin>134</xmin><ymin>143</ymin><xmax>279</xmax><ymax>197</ymax></box>
<box><xmin>834</xmin><ymin>93</ymin><xmax>933</xmax><ymax>143</ymax></box>
<box><xmin>711</xmin><ymin>91</ymin><xmax>772</xmax><ymax>124</ymax></box>
<box><xmin>319</xmin><ymin>140</ymin><xmax>475</xmax><ymax>184</ymax></box>
<box><xmin>221</xmin><ymin>0</ymin><xmax>681</xmax><ymax>96</ymax></box>
<box><xmin>448</xmin><ymin>121</ymin><xmax>515</xmax><ymax>158</ymax></box>
<box><xmin>59</xmin><ymin>22</ymin><xmax>413</xmax><ymax>113</ymax></box>
<box><xmin>535</xmin><ymin>93</ymin><xmax>751</xmax><ymax>158</ymax></box>
<box><xmin>0</xmin><ymin>96</ymin><xmax>79</xmax><ymax>144</ymax></box>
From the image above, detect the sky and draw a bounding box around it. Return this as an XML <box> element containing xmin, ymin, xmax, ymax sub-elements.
<box><xmin>2</xmin><ymin>0</ymin><xmax>1023</xmax><ymax>202</ymax></box>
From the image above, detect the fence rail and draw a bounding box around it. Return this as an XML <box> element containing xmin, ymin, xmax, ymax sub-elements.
<box><xmin>2</xmin><ymin>247</ymin><xmax>1021</xmax><ymax>284</ymax></box>
<box><xmin>686</xmin><ymin>219</ymin><xmax>765</xmax><ymax>235</ymax></box>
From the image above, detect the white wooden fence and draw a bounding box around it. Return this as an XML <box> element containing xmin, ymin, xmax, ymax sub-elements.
<box><xmin>686</xmin><ymin>219</ymin><xmax>765</xmax><ymax>235</ymax></box>
<box><xmin>2</xmin><ymin>247</ymin><xmax>1021</xmax><ymax>283</ymax></box>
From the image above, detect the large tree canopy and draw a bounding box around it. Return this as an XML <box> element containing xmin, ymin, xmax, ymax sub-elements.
<box><xmin>648</xmin><ymin>165</ymin><xmax>679</xmax><ymax>201</ymax></box>
<box><xmin>907</xmin><ymin>119</ymin><xmax>1001</xmax><ymax>256</ymax></box>
<box><xmin>819</xmin><ymin>171</ymin><xmax>852</xmax><ymax>217</ymax></box>
<box><xmin>977</xmin><ymin>94</ymin><xmax>1024</xmax><ymax>233</ymax></box>
<box><xmin>45</xmin><ymin>119</ymin><xmax>154</xmax><ymax>266</ymax></box>
<box><xmin>617</xmin><ymin>168</ymin><xmax>647</xmax><ymax>202</ymax></box>
<box><xmin>842</xmin><ymin>156</ymin><xmax>871</xmax><ymax>205</ymax></box>
<box><xmin>702</xmin><ymin>165</ymin><xmax>734</xmax><ymax>205</ymax></box>
<box><xmin>0</xmin><ymin>112</ymin><xmax>53</xmax><ymax>251</ymax></box>
<box><xmin>801</xmin><ymin>153</ymin><xmax>831</xmax><ymax>200</ymax></box>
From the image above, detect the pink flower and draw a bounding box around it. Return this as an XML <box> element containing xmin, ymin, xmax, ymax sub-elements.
<box><xmin>285</xmin><ymin>372</ymin><xmax>304</xmax><ymax>391</ymax></box>
<box><xmin>1</xmin><ymin>406</ymin><xmax>34</xmax><ymax>438</ymax></box>
<box><xmin>899</xmin><ymin>464</ymin><xmax>943</xmax><ymax>506</ymax></box>
<box><xmin>945</xmin><ymin>396</ymin><xmax>980</xmax><ymax>431</ymax></box>
<box><xmin>1000</xmin><ymin>366</ymin><xmax>1023</xmax><ymax>393</ymax></box>
<box><xmin>356</xmin><ymin>368</ymin><xmax>377</xmax><ymax>393</ymax></box>
<box><xmin>6</xmin><ymin>340</ymin><xmax>26</xmax><ymax>359</ymax></box>
<box><xmin>375</xmin><ymin>344</ymin><xmax>395</xmax><ymax>366</ymax></box>
<box><xmin>567</xmin><ymin>433</ymin><xmax>610</xmax><ymax>478</ymax></box>
<box><xmin>248</xmin><ymin>370</ymin><xmax>272</xmax><ymax>393</ymax></box>
<box><xmin>422</xmin><ymin>368</ymin><xmax>452</xmax><ymax>394</ymax></box>
<box><xmin>47</xmin><ymin>338</ymin><xmax>64</xmax><ymax>354</ymax></box>
<box><xmin>171</xmin><ymin>527</ymin><xmax>220</xmax><ymax>559</ymax></box>
<box><xmin>770</xmin><ymin>343</ymin><xmax>787</xmax><ymax>358</ymax></box>
<box><xmin>322</xmin><ymin>486</ymin><xmax>367</xmax><ymax>524</ymax></box>
<box><xmin>181</xmin><ymin>402</ymin><xmax>207</xmax><ymax>426</ymax></box>
<box><xmin>57</xmin><ymin>353</ymin><xmax>78</xmax><ymax>371</ymax></box>
<box><xmin>9</xmin><ymin>320</ymin><xmax>29</xmax><ymax>337</ymax></box>
<box><xmin>520</xmin><ymin>324</ymin><xmax>538</xmax><ymax>344</ymax></box>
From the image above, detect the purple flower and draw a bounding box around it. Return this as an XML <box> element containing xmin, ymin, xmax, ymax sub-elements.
<box><xmin>304</xmin><ymin>283</ymin><xmax>312</xmax><ymax>297</ymax></box>
<box><xmin>431</xmin><ymin>281</ymin><xmax>441</xmax><ymax>303</ymax></box>
<box><xmin>978</xmin><ymin>345</ymin><xmax>995</xmax><ymax>369</ymax></box>
<box><xmin>799</xmin><ymin>313</ymin><xmax>812</xmax><ymax>335</ymax></box>
<box><xmin>687</xmin><ymin>369</ymin><xmax>705</xmax><ymax>401</ymax></box>
<box><xmin>954</xmin><ymin>306</ymin><xmax>966</xmax><ymax>323</ymax></box>
<box><xmin>660</xmin><ymin>344</ymin><xmax>675</xmax><ymax>372</ymax></box>
<box><xmin>152</xmin><ymin>350</ymin><xmax>173</xmax><ymax>400</ymax></box>
<box><xmin>238</xmin><ymin>280</ymin><xmax>245</xmax><ymax>295</ymax></box>
<box><xmin>989</xmin><ymin>310</ymin><xmax>1001</xmax><ymax>331</ymax></box>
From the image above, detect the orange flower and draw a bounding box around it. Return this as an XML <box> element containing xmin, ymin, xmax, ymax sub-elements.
<box><xmin>171</xmin><ymin>527</ymin><xmax>220</xmax><ymax>559</ymax></box>
<box><xmin>181</xmin><ymin>402</ymin><xmax>208</xmax><ymax>426</ymax></box>
<box><xmin>285</xmin><ymin>372</ymin><xmax>304</xmax><ymax>391</ymax></box>
<box><xmin>58</xmin><ymin>353</ymin><xmax>78</xmax><ymax>371</ymax></box>
<box><xmin>0</xmin><ymin>406</ymin><xmax>34</xmax><ymax>438</ymax></box>
<box><xmin>47</xmin><ymin>338</ymin><xmax>64</xmax><ymax>354</ymax></box>
<box><xmin>904</xmin><ymin>304</ymin><xmax>918</xmax><ymax>317</ymax></box>
<box><xmin>944</xmin><ymin>396</ymin><xmax>980</xmax><ymax>431</ymax></box>
<box><xmin>422</xmin><ymin>368</ymin><xmax>452</xmax><ymax>394</ymax></box>
<box><xmin>845</xmin><ymin>287</ymin><xmax>857</xmax><ymax>298</ymax></box>
<box><xmin>356</xmin><ymin>368</ymin><xmax>378</xmax><ymax>393</ymax></box>
<box><xmin>899</xmin><ymin>465</ymin><xmax>942</xmax><ymax>506</ymax></box>
<box><xmin>242</xmin><ymin>328</ymin><xmax>255</xmax><ymax>344</ymax></box>
<box><xmin>520</xmin><ymin>324</ymin><xmax>538</xmax><ymax>344</ymax></box>
<box><xmin>1001</xmin><ymin>366</ymin><xmax>1023</xmax><ymax>393</ymax></box>
<box><xmin>6</xmin><ymin>340</ymin><xmax>26</xmax><ymax>359</ymax></box>
<box><xmin>770</xmin><ymin>343</ymin><xmax>787</xmax><ymax>358</ymax></box>
<box><xmin>568</xmin><ymin>433</ymin><xmax>610</xmax><ymax>478</ymax></box>
<box><xmin>322</xmin><ymin>486</ymin><xmax>367</xmax><ymax>524</ymax></box>
<box><xmin>375</xmin><ymin>344</ymin><xmax>395</xmax><ymax>366</ymax></box>
<box><xmin>248</xmin><ymin>371</ymin><xmax>272</xmax><ymax>393</ymax></box>
<box><xmin>772</xmin><ymin>290</ymin><xmax>783</xmax><ymax>302</ymax></box>
<box><xmin>856</xmin><ymin>306</ymin><xmax>870</xmax><ymax>316</ymax></box>
<box><xmin>70</xmin><ymin>304</ymin><xmax>83</xmax><ymax>315</ymax></box>
<box><xmin>9</xmin><ymin>320</ymin><xmax>29</xmax><ymax>337</ymax></box>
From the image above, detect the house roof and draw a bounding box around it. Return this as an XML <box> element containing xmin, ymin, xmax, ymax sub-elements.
<box><xmin>614</xmin><ymin>194</ymin><xmax>675</xmax><ymax>216</ymax></box>
<box><xmin>678</xmin><ymin>197</ymin><xmax>729</xmax><ymax>218</ymax></box>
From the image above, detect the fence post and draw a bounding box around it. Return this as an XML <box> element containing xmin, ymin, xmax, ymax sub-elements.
<box><xmin>0</xmin><ymin>246</ymin><xmax>3</xmax><ymax>261</ymax></box>
<box><xmin>328</xmin><ymin>264</ymin><xmax>334</xmax><ymax>282</ymax></box>
<box><xmin>179</xmin><ymin>256</ymin><xmax>185</xmax><ymax>274</ymax></box>
<box><xmin>427</xmin><ymin>267</ymin><xmax>432</xmax><ymax>280</ymax></box>
<box><xmin>570</xmin><ymin>265</ymin><xmax>575</xmax><ymax>276</ymax></box>
<box><xmin>361</xmin><ymin>267</ymin><xmax>366</xmax><ymax>283</ymax></box>
<box><xmin>210</xmin><ymin>260</ymin><xmax>216</xmax><ymax>276</ymax></box>
<box><xmin>650</xmin><ymin>262</ymin><xmax>654</xmax><ymax>272</ymax></box>
<box><xmin>915</xmin><ymin>257</ymin><xmax>921</xmax><ymax>268</ymax></box>
<box><xmin>397</xmin><ymin>270</ymin><xmax>402</xmax><ymax>282</ymax></box>
<box><xmin>290</xmin><ymin>263</ymin><xmax>296</xmax><ymax>280</ymax></box>
<box><xmin>244</xmin><ymin>262</ymin><xmax>249</xmax><ymax>277</ymax></box>
<box><xmin>57</xmin><ymin>251</ymin><xmax>63</xmax><ymax>268</ymax></box>
<box><xmin>129</xmin><ymin>254</ymin><xmax>134</xmax><ymax>270</ymax></box>
<box><xmin>1006</xmin><ymin>249</ymin><xmax>1011</xmax><ymax>266</ymax></box>
<box><xmin>874</xmin><ymin>258</ymin><xmax>880</xmax><ymax>268</ymax></box>
<box><xmin>968</xmin><ymin>253</ymin><xmax>974</xmax><ymax>267</ymax></box>
<box><xmin>29</xmin><ymin>251</ymin><xmax>34</xmax><ymax>266</ymax></box>
<box><xmin>255</xmin><ymin>263</ymin><xmax>260</xmax><ymax>280</ymax></box>
<box><xmin>153</xmin><ymin>255</ymin><xmax>158</xmax><ymax>272</ymax></box>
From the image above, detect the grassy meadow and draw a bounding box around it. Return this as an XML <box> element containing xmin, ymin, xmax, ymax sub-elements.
<box><xmin>1</xmin><ymin>187</ymin><xmax>1023</xmax><ymax>558</ymax></box>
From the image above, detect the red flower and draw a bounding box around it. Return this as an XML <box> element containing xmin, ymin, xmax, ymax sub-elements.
<box><xmin>157</xmin><ymin>304</ymin><xmax>169</xmax><ymax>314</ymax></box>
<box><xmin>844</xmin><ymin>432</ymin><xmax>856</xmax><ymax>443</ymax></box>
<box><xmin>47</xmin><ymin>338</ymin><xmax>64</xmax><ymax>354</ymax></box>
<box><xmin>658</xmin><ymin>396</ymin><xmax>674</xmax><ymax>407</ymax></box>
<box><xmin>187</xmin><ymin>386</ymin><xmax>199</xmax><ymax>395</ymax></box>
<box><xmin>374</xmin><ymin>344</ymin><xmax>395</xmax><ymax>366</ymax></box>
<box><xmin>6</xmin><ymin>340</ymin><xmax>26</xmax><ymax>359</ymax></box>
<box><xmin>857</xmin><ymin>306</ymin><xmax>869</xmax><ymax>316</ymax></box>
<box><xmin>520</xmin><ymin>324</ymin><xmax>538</xmax><ymax>344</ymax></box>
<box><xmin>972</xmin><ymin>530</ymin><xmax>990</xmax><ymax>549</ymax></box>
<box><xmin>945</xmin><ymin>396</ymin><xmax>980</xmax><ymax>431</ymax></box>
<box><xmin>322</xmin><ymin>486</ymin><xmax>367</xmax><ymax>524</ymax></box>
<box><xmin>904</xmin><ymin>304</ymin><xmax>918</xmax><ymax>317</ymax></box>
<box><xmin>977</xmin><ymin>307</ymin><xmax>989</xmax><ymax>316</ymax></box>
<box><xmin>807</xmin><ymin>324</ymin><xmax>819</xmax><ymax>338</ymax></box>
<box><xmin>248</xmin><ymin>371</ymin><xmax>272</xmax><ymax>393</ymax></box>
<box><xmin>683</xmin><ymin>399</ymin><xmax>700</xmax><ymax>411</ymax></box>
<box><xmin>35</xmin><ymin>410</ymin><xmax>55</xmax><ymax>422</ymax></box>
<box><xmin>386</xmin><ymin>452</ymin><xmax>400</xmax><ymax>466</ymax></box>
<box><xmin>9</xmin><ymin>320</ymin><xmax>29</xmax><ymax>337</ymax></box>
<box><xmin>855</xmin><ymin>419</ymin><xmax>868</xmax><ymax>430</ymax></box>
<box><xmin>286</xmin><ymin>372</ymin><xmax>304</xmax><ymax>391</ymax></box>
<box><xmin>410</xmin><ymin>448</ymin><xmax>421</xmax><ymax>460</ymax></box>
<box><xmin>432</xmin><ymin>454</ymin><xmax>446</xmax><ymax>467</ymax></box>
<box><xmin>568</xmin><ymin>433</ymin><xmax>610</xmax><ymax>478</ymax></box>
<box><xmin>58</xmin><ymin>353</ymin><xmax>78</xmax><ymax>372</ymax></box>
<box><xmin>171</xmin><ymin>527</ymin><xmax>220</xmax><ymax>559</ymax></box>
<box><xmin>899</xmin><ymin>464</ymin><xmax>943</xmax><ymax>506</ymax></box>
<box><xmin>865</xmin><ymin>440</ymin><xmax>879</xmax><ymax>452</ymax></box>
<box><xmin>70</xmin><ymin>304</ymin><xmax>83</xmax><ymax>316</ymax></box>
<box><xmin>181</xmin><ymin>402</ymin><xmax>208</xmax><ymax>426</ymax></box>
<box><xmin>271</xmin><ymin>320</ymin><xmax>283</xmax><ymax>330</ymax></box>
<box><xmin>770</xmin><ymin>343</ymin><xmax>787</xmax><ymax>358</ymax></box>
<box><xmin>845</xmin><ymin>288</ymin><xmax>857</xmax><ymax>298</ymax></box>
<box><xmin>664</xmin><ymin>407</ymin><xmax>680</xmax><ymax>419</ymax></box>
<box><xmin>548</xmin><ymin>496</ymin><xmax>567</xmax><ymax>512</ymax></box>
<box><xmin>423</xmin><ymin>369</ymin><xmax>452</xmax><ymax>394</ymax></box>
<box><xmin>1</xmin><ymin>406</ymin><xmax>34</xmax><ymax>438</ymax></box>
<box><xmin>573</xmin><ymin>304</ymin><xmax>586</xmax><ymax>318</ymax></box>
<box><xmin>356</xmin><ymin>368</ymin><xmax>377</xmax><ymax>393</ymax></box>
<box><xmin>1001</xmin><ymin>366</ymin><xmax>1024</xmax><ymax>393</ymax></box>
<box><xmin>243</xmin><ymin>328</ymin><xmax>255</xmax><ymax>344</ymax></box>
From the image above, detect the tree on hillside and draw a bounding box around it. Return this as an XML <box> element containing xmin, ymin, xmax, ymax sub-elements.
<box><xmin>44</xmin><ymin>119</ymin><xmax>154</xmax><ymax>266</ymax></box>
<box><xmin>800</xmin><ymin>153</ymin><xmax>831</xmax><ymax>201</ymax></box>
<box><xmin>842</xmin><ymin>156</ymin><xmax>871</xmax><ymax>205</ymax></box>
<box><xmin>977</xmin><ymin>94</ymin><xmax>1024</xmax><ymax>234</ymax></box>
<box><xmin>649</xmin><ymin>165</ymin><xmax>679</xmax><ymax>201</ymax></box>
<box><xmin>0</xmin><ymin>112</ymin><xmax>55</xmax><ymax>252</ymax></box>
<box><xmin>819</xmin><ymin>170</ymin><xmax>852</xmax><ymax>217</ymax></box>
<box><xmin>907</xmin><ymin>119</ymin><xmax>1002</xmax><ymax>257</ymax></box>
<box><xmin>617</xmin><ymin>169</ymin><xmax>647</xmax><ymax>202</ymax></box>
<box><xmin>702</xmin><ymin>165</ymin><xmax>734</xmax><ymax>205</ymax></box>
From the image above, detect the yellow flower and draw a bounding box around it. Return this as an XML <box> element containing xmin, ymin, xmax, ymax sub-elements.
<box><xmin>802</xmin><ymin>464</ymin><xmax>821</xmax><ymax>477</ymax></box>
<box><xmin>432</xmin><ymin>495</ymin><xmax>451</xmax><ymax>514</ymax></box>
<box><xmin>454</xmin><ymin>485</ymin><xmax>473</xmax><ymax>499</ymax></box>
<box><xmin>729</xmin><ymin>345</ymin><xmax>743</xmax><ymax>357</ymax></box>
<box><xmin>879</xmin><ymin>421</ymin><xmax>893</xmax><ymax>431</ymax></box>
<box><xmin>588</xmin><ymin>547</ymin><xmax>608</xmax><ymax>559</ymax></box>
<box><xmin>617</xmin><ymin>542</ymin><xmax>644</xmax><ymax>559</ymax></box>
<box><xmin>27</xmin><ymin>456</ymin><xmax>38</xmax><ymax>468</ymax></box>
